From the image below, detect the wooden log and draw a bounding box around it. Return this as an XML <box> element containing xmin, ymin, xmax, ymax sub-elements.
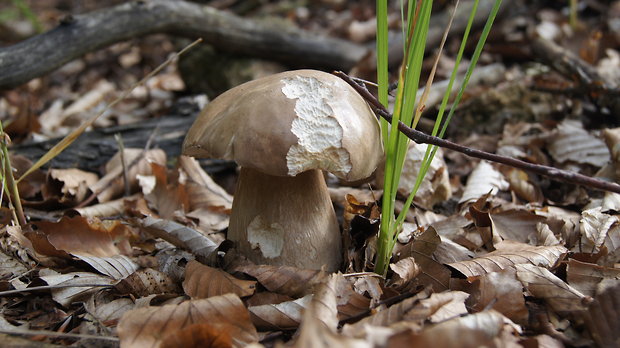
<box><xmin>0</xmin><ymin>0</ymin><xmax>368</xmax><ymax>89</ymax></box>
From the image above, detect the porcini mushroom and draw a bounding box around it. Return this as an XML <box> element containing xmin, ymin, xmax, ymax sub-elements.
<box><xmin>183</xmin><ymin>70</ymin><xmax>383</xmax><ymax>271</ymax></box>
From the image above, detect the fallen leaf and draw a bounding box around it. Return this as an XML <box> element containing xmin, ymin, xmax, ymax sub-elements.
<box><xmin>548</xmin><ymin>120</ymin><xmax>609</xmax><ymax>167</ymax></box>
<box><xmin>566</xmin><ymin>258</ymin><xmax>620</xmax><ymax>297</ymax></box>
<box><xmin>406</xmin><ymin>291</ymin><xmax>470</xmax><ymax>324</ymax></box>
<box><xmin>231</xmin><ymin>264</ymin><xmax>327</xmax><ymax>298</ymax></box>
<box><xmin>581</xmin><ymin>281</ymin><xmax>620</xmax><ymax>347</ymax></box>
<box><xmin>459</xmin><ymin>161</ymin><xmax>509</xmax><ymax>204</ymax></box>
<box><xmin>389</xmin><ymin>257</ymin><xmax>420</xmax><ymax>290</ymax></box>
<box><xmin>117</xmin><ymin>293</ymin><xmax>258</xmax><ymax>348</ymax></box>
<box><xmin>75</xmin><ymin>194</ymin><xmax>141</xmax><ymax>217</ymax></box>
<box><xmin>159</xmin><ymin>323</ymin><xmax>232</xmax><ymax>348</ymax></box>
<box><xmin>45</xmin><ymin>168</ymin><xmax>98</xmax><ymax>205</ymax></box>
<box><xmin>138</xmin><ymin>162</ymin><xmax>190</xmax><ymax>219</ymax></box>
<box><xmin>85</xmin><ymin>290</ymin><xmax>135</xmax><ymax>326</ymax></box>
<box><xmin>448</xmin><ymin>241</ymin><xmax>566</xmax><ymax>278</ymax></box>
<box><xmin>178</xmin><ymin>156</ymin><xmax>233</xmax><ymax>211</ymax></box>
<box><xmin>141</xmin><ymin>216</ymin><xmax>219</xmax><ymax>265</ymax></box>
<box><xmin>38</xmin><ymin>268</ymin><xmax>115</xmax><ymax>307</ymax></box>
<box><xmin>116</xmin><ymin>268</ymin><xmax>182</xmax><ymax>297</ymax></box>
<box><xmin>183</xmin><ymin>260</ymin><xmax>256</xmax><ymax>299</ymax></box>
<box><xmin>578</xmin><ymin>207</ymin><xmax>620</xmax><ymax>266</ymax></box>
<box><xmin>515</xmin><ymin>264</ymin><xmax>588</xmax><ymax>314</ymax></box>
<box><xmin>248</xmin><ymin>295</ymin><xmax>311</xmax><ymax>331</ymax></box>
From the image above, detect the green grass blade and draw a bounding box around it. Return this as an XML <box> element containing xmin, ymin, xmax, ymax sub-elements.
<box><xmin>377</xmin><ymin>0</ymin><xmax>389</xmax><ymax>143</ymax></box>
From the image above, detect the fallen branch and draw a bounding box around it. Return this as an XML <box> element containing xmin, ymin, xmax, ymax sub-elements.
<box><xmin>334</xmin><ymin>71</ymin><xmax>620</xmax><ymax>194</ymax></box>
<box><xmin>0</xmin><ymin>0</ymin><xmax>367</xmax><ymax>89</ymax></box>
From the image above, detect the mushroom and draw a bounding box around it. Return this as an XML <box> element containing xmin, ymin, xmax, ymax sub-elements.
<box><xmin>183</xmin><ymin>70</ymin><xmax>383</xmax><ymax>271</ymax></box>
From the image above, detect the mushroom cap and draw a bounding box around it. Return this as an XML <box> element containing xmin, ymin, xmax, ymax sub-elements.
<box><xmin>182</xmin><ymin>69</ymin><xmax>383</xmax><ymax>181</ymax></box>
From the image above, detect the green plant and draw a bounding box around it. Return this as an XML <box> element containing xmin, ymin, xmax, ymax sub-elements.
<box><xmin>374</xmin><ymin>0</ymin><xmax>503</xmax><ymax>276</ymax></box>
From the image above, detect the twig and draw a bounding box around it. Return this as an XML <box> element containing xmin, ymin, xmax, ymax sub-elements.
<box><xmin>114</xmin><ymin>134</ymin><xmax>131</xmax><ymax>197</ymax></box>
<box><xmin>0</xmin><ymin>328</ymin><xmax>119</xmax><ymax>342</ymax></box>
<box><xmin>334</xmin><ymin>71</ymin><xmax>620</xmax><ymax>194</ymax></box>
<box><xmin>0</xmin><ymin>283</ymin><xmax>113</xmax><ymax>297</ymax></box>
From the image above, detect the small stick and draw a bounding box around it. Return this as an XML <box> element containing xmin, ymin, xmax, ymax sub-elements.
<box><xmin>0</xmin><ymin>328</ymin><xmax>119</xmax><ymax>342</ymax></box>
<box><xmin>334</xmin><ymin>71</ymin><xmax>620</xmax><ymax>194</ymax></box>
<box><xmin>0</xmin><ymin>283</ymin><xmax>113</xmax><ymax>297</ymax></box>
<box><xmin>114</xmin><ymin>133</ymin><xmax>131</xmax><ymax>197</ymax></box>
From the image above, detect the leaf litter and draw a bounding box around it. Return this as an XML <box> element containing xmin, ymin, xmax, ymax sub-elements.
<box><xmin>1</xmin><ymin>1</ymin><xmax>620</xmax><ymax>347</ymax></box>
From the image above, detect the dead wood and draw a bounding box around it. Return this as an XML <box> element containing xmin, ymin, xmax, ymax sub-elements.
<box><xmin>10</xmin><ymin>98</ymin><xmax>231</xmax><ymax>173</ymax></box>
<box><xmin>0</xmin><ymin>0</ymin><xmax>367</xmax><ymax>89</ymax></box>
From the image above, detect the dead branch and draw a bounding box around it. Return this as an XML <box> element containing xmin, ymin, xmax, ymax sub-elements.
<box><xmin>335</xmin><ymin>71</ymin><xmax>620</xmax><ymax>194</ymax></box>
<box><xmin>0</xmin><ymin>0</ymin><xmax>367</xmax><ymax>89</ymax></box>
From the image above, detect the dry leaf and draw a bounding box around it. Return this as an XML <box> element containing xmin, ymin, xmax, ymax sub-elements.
<box><xmin>489</xmin><ymin>209</ymin><xmax>546</xmax><ymax>244</ymax></box>
<box><xmin>581</xmin><ymin>281</ymin><xmax>620</xmax><ymax>347</ymax></box>
<box><xmin>91</xmin><ymin>148</ymin><xmax>166</xmax><ymax>203</ymax></box>
<box><xmin>117</xmin><ymin>293</ymin><xmax>258</xmax><ymax>348</ymax></box>
<box><xmin>183</xmin><ymin>260</ymin><xmax>256</xmax><ymax>299</ymax></box>
<box><xmin>116</xmin><ymin>268</ymin><xmax>181</xmax><ymax>297</ymax></box>
<box><xmin>248</xmin><ymin>295</ymin><xmax>311</xmax><ymax>331</ymax></box>
<box><xmin>22</xmin><ymin>215</ymin><xmax>138</xmax><ymax>279</ymax></box>
<box><xmin>45</xmin><ymin>168</ymin><xmax>99</xmax><ymax>205</ymax></box>
<box><xmin>515</xmin><ymin>264</ymin><xmax>588</xmax><ymax>314</ymax></box>
<box><xmin>548</xmin><ymin>120</ymin><xmax>609</xmax><ymax>167</ymax></box>
<box><xmin>38</xmin><ymin>268</ymin><xmax>115</xmax><ymax>307</ymax></box>
<box><xmin>452</xmin><ymin>268</ymin><xmax>528</xmax><ymax>325</ymax></box>
<box><xmin>178</xmin><ymin>156</ymin><xmax>233</xmax><ymax>211</ymax></box>
<box><xmin>332</xmin><ymin>273</ymin><xmax>372</xmax><ymax>321</ymax></box>
<box><xmin>231</xmin><ymin>264</ymin><xmax>327</xmax><ymax>298</ymax></box>
<box><xmin>578</xmin><ymin>207</ymin><xmax>620</xmax><ymax>265</ymax></box>
<box><xmin>0</xmin><ymin>250</ymin><xmax>28</xmax><ymax>279</ymax></box>
<box><xmin>141</xmin><ymin>216</ymin><xmax>219</xmax><ymax>265</ymax></box>
<box><xmin>565</xmin><ymin>259</ymin><xmax>620</xmax><ymax>297</ymax></box>
<box><xmin>138</xmin><ymin>162</ymin><xmax>190</xmax><ymax>219</ymax></box>
<box><xmin>389</xmin><ymin>257</ymin><xmax>420</xmax><ymax>290</ymax></box>
<box><xmin>503</xmin><ymin>167</ymin><xmax>544</xmax><ymax>203</ymax></box>
<box><xmin>448</xmin><ymin>241</ymin><xmax>566</xmax><ymax>278</ymax></box>
<box><xmin>75</xmin><ymin>194</ymin><xmax>141</xmax><ymax>217</ymax></box>
<box><xmin>459</xmin><ymin>161</ymin><xmax>509</xmax><ymax>204</ymax></box>
<box><xmin>159</xmin><ymin>323</ymin><xmax>232</xmax><ymax>348</ymax></box>
<box><xmin>85</xmin><ymin>291</ymin><xmax>134</xmax><ymax>326</ymax></box>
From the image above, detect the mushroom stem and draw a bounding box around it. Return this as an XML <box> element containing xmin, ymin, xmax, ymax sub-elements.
<box><xmin>228</xmin><ymin>167</ymin><xmax>342</xmax><ymax>271</ymax></box>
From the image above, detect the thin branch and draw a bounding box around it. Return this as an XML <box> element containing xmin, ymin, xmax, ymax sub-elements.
<box><xmin>334</xmin><ymin>71</ymin><xmax>620</xmax><ymax>194</ymax></box>
<box><xmin>0</xmin><ymin>328</ymin><xmax>119</xmax><ymax>342</ymax></box>
<box><xmin>0</xmin><ymin>283</ymin><xmax>113</xmax><ymax>297</ymax></box>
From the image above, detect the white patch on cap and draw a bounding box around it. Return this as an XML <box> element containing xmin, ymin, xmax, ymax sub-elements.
<box><xmin>281</xmin><ymin>76</ymin><xmax>351</xmax><ymax>177</ymax></box>
<box><xmin>247</xmin><ymin>216</ymin><xmax>284</xmax><ymax>259</ymax></box>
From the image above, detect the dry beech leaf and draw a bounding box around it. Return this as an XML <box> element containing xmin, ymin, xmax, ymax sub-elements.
<box><xmin>389</xmin><ymin>257</ymin><xmax>420</xmax><ymax>290</ymax></box>
<box><xmin>178</xmin><ymin>156</ymin><xmax>233</xmax><ymax>211</ymax></box>
<box><xmin>38</xmin><ymin>269</ymin><xmax>115</xmax><ymax>307</ymax></box>
<box><xmin>294</xmin><ymin>274</ymin><xmax>369</xmax><ymax>348</ymax></box>
<box><xmin>231</xmin><ymin>264</ymin><xmax>327</xmax><ymax>298</ymax></box>
<box><xmin>117</xmin><ymin>293</ymin><xmax>258</xmax><ymax>348</ymax></box>
<box><xmin>533</xmin><ymin>222</ymin><xmax>561</xmax><ymax>246</ymax></box>
<box><xmin>45</xmin><ymin>168</ymin><xmax>99</xmax><ymax>205</ymax></box>
<box><xmin>160</xmin><ymin>323</ymin><xmax>232</xmax><ymax>348</ymax></box>
<box><xmin>184</xmin><ymin>260</ymin><xmax>256</xmax><ymax>299</ymax></box>
<box><xmin>515</xmin><ymin>264</ymin><xmax>588</xmax><ymax>314</ymax></box>
<box><xmin>186</xmin><ymin>208</ymin><xmax>229</xmax><ymax>234</ymax></box>
<box><xmin>248</xmin><ymin>294</ymin><xmax>311</xmax><ymax>331</ymax></box>
<box><xmin>85</xmin><ymin>291</ymin><xmax>135</xmax><ymax>326</ymax></box>
<box><xmin>76</xmin><ymin>194</ymin><xmax>141</xmax><ymax>217</ymax></box>
<box><xmin>402</xmin><ymin>291</ymin><xmax>470</xmax><ymax>325</ymax></box>
<box><xmin>245</xmin><ymin>292</ymin><xmax>293</xmax><ymax>307</ymax></box>
<box><xmin>141</xmin><ymin>216</ymin><xmax>218</xmax><ymax>265</ymax></box>
<box><xmin>91</xmin><ymin>148</ymin><xmax>166</xmax><ymax>203</ymax></box>
<box><xmin>581</xmin><ymin>281</ymin><xmax>620</xmax><ymax>347</ymax></box>
<box><xmin>138</xmin><ymin>162</ymin><xmax>190</xmax><ymax>219</ymax></box>
<box><xmin>548</xmin><ymin>120</ymin><xmax>609</xmax><ymax>167</ymax></box>
<box><xmin>448</xmin><ymin>241</ymin><xmax>567</xmax><ymax>278</ymax></box>
<box><xmin>451</xmin><ymin>268</ymin><xmax>528</xmax><ymax>325</ymax></box>
<box><xmin>23</xmin><ymin>215</ymin><xmax>138</xmax><ymax>279</ymax></box>
<box><xmin>566</xmin><ymin>259</ymin><xmax>620</xmax><ymax>297</ymax></box>
<box><xmin>388</xmin><ymin>310</ymin><xmax>521</xmax><ymax>348</ymax></box>
<box><xmin>330</xmin><ymin>273</ymin><xmax>372</xmax><ymax>321</ymax></box>
<box><xmin>116</xmin><ymin>268</ymin><xmax>181</xmax><ymax>297</ymax></box>
<box><xmin>578</xmin><ymin>207</ymin><xmax>620</xmax><ymax>265</ymax></box>
<box><xmin>0</xmin><ymin>249</ymin><xmax>28</xmax><ymax>279</ymax></box>
<box><xmin>433</xmin><ymin>236</ymin><xmax>475</xmax><ymax>264</ymax></box>
<box><xmin>503</xmin><ymin>167</ymin><xmax>543</xmax><ymax>203</ymax></box>
<box><xmin>394</xmin><ymin>227</ymin><xmax>450</xmax><ymax>292</ymax></box>
<box><xmin>459</xmin><ymin>161</ymin><xmax>509</xmax><ymax>204</ymax></box>
<box><xmin>489</xmin><ymin>209</ymin><xmax>546</xmax><ymax>244</ymax></box>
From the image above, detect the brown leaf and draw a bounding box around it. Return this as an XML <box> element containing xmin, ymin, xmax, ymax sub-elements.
<box><xmin>178</xmin><ymin>156</ymin><xmax>233</xmax><ymax>212</ymax></box>
<box><xmin>448</xmin><ymin>241</ymin><xmax>567</xmax><ymax>278</ymax></box>
<box><xmin>578</xmin><ymin>207</ymin><xmax>620</xmax><ymax>266</ymax></box>
<box><xmin>566</xmin><ymin>259</ymin><xmax>620</xmax><ymax>297</ymax></box>
<box><xmin>91</xmin><ymin>148</ymin><xmax>166</xmax><ymax>203</ymax></box>
<box><xmin>515</xmin><ymin>264</ymin><xmax>588</xmax><ymax>314</ymax></box>
<box><xmin>581</xmin><ymin>281</ymin><xmax>620</xmax><ymax>347</ymax></box>
<box><xmin>141</xmin><ymin>216</ymin><xmax>219</xmax><ymax>265</ymax></box>
<box><xmin>394</xmin><ymin>227</ymin><xmax>450</xmax><ymax>292</ymax></box>
<box><xmin>75</xmin><ymin>194</ymin><xmax>141</xmax><ymax>218</ymax></box>
<box><xmin>451</xmin><ymin>268</ymin><xmax>528</xmax><ymax>325</ymax></box>
<box><xmin>489</xmin><ymin>209</ymin><xmax>546</xmax><ymax>244</ymax></box>
<box><xmin>45</xmin><ymin>168</ymin><xmax>99</xmax><ymax>205</ymax></box>
<box><xmin>231</xmin><ymin>264</ymin><xmax>327</xmax><ymax>298</ymax></box>
<box><xmin>459</xmin><ymin>161</ymin><xmax>509</xmax><ymax>204</ymax></box>
<box><xmin>548</xmin><ymin>120</ymin><xmax>609</xmax><ymax>167</ymax></box>
<box><xmin>159</xmin><ymin>323</ymin><xmax>232</xmax><ymax>348</ymax></box>
<box><xmin>333</xmin><ymin>273</ymin><xmax>371</xmax><ymax>321</ymax></box>
<box><xmin>503</xmin><ymin>167</ymin><xmax>544</xmax><ymax>203</ymax></box>
<box><xmin>117</xmin><ymin>294</ymin><xmax>258</xmax><ymax>348</ymax></box>
<box><xmin>38</xmin><ymin>269</ymin><xmax>115</xmax><ymax>307</ymax></box>
<box><xmin>183</xmin><ymin>260</ymin><xmax>256</xmax><ymax>299</ymax></box>
<box><xmin>22</xmin><ymin>215</ymin><xmax>139</xmax><ymax>278</ymax></box>
<box><xmin>139</xmin><ymin>162</ymin><xmax>190</xmax><ymax>219</ymax></box>
<box><xmin>248</xmin><ymin>295</ymin><xmax>311</xmax><ymax>331</ymax></box>
<box><xmin>116</xmin><ymin>268</ymin><xmax>182</xmax><ymax>297</ymax></box>
<box><xmin>389</xmin><ymin>257</ymin><xmax>420</xmax><ymax>290</ymax></box>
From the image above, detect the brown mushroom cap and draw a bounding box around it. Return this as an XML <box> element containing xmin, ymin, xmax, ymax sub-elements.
<box><xmin>182</xmin><ymin>69</ymin><xmax>383</xmax><ymax>181</ymax></box>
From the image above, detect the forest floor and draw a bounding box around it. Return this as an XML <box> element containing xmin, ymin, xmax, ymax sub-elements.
<box><xmin>0</xmin><ymin>0</ymin><xmax>619</xmax><ymax>347</ymax></box>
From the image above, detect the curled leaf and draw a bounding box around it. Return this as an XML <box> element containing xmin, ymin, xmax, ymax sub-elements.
<box><xmin>183</xmin><ymin>260</ymin><xmax>256</xmax><ymax>299</ymax></box>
